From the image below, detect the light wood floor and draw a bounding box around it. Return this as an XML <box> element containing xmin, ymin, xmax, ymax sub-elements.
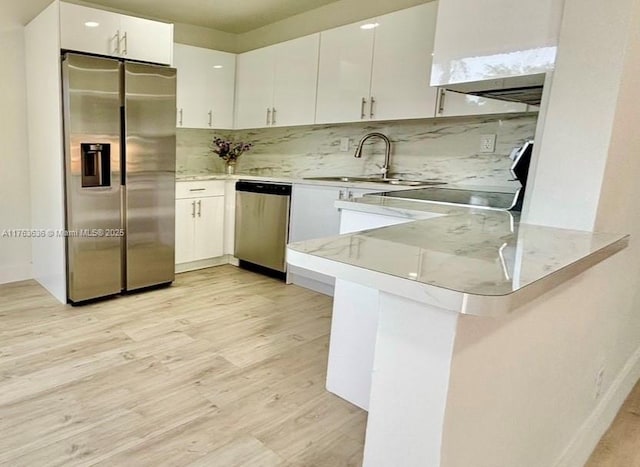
<box><xmin>1</xmin><ymin>265</ymin><xmax>638</xmax><ymax>466</ymax></box>
<box><xmin>587</xmin><ymin>379</ymin><xmax>640</xmax><ymax>466</ymax></box>
<box><xmin>0</xmin><ymin>266</ymin><xmax>366</xmax><ymax>466</ymax></box>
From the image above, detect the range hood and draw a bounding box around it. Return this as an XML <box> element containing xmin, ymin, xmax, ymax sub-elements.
<box><xmin>442</xmin><ymin>73</ymin><xmax>546</xmax><ymax>106</ymax></box>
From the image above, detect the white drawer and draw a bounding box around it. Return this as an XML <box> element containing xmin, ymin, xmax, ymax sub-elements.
<box><xmin>176</xmin><ymin>180</ymin><xmax>226</xmax><ymax>199</ymax></box>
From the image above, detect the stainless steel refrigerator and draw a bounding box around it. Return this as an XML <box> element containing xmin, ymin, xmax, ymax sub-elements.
<box><xmin>61</xmin><ymin>53</ymin><xmax>176</xmax><ymax>303</ymax></box>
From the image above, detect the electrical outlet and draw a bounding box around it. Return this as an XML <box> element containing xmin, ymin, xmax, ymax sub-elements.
<box><xmin>595</xmin><ymin>366</ymin><xmax>605</xmax><ymax>399</ymax></box>
<box><xmin>340</xmin><ymin>138</ymin><xmax>350</xmax><ymax>152</ymax></box>
<box><xmin>480</xmin><ymin>134</ymin><xmax>496</xmax><ymax>153</ymax></box>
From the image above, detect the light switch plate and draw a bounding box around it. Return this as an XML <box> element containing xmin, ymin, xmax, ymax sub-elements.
<box><xmin>340</xmin><ymin>138</ymin><xmax>350</xmax><ymax>152</ymax></box>
<box><xmin>480</xmin><ymin>134</ymin><xmax>496</xmax><ymax>153</ymax></box>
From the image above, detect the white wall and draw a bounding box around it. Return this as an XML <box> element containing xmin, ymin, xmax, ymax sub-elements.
<box><xmin>439</xmin><ymin>0</ymin><xmax>640</xmax><ymax>465</ymax></box>
<box><xmin>25</xmin><ymin>2</ymin><xmax>67</xmax><ymax>303</ymax></box>
<box><xmin>0</xmin><ymin>27</ymin><xmax>32</xmax><ymax>284</ymax></box>
<box><xmin>523</xmin><ymin>0</ymin><xmax>632</xmax><ymax>231</ymax></box>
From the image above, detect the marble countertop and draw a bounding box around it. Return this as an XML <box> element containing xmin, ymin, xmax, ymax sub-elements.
<box><xmin>287</xmin><ymin>198</ymin><xmax>628</xmax><ymax>316</ymax></box>
<box><xmin>176</xmin><ymin>173</ymin><xmax>503</xmax><ymax>193</ymax></box>
<box><xmin>176</xmin><ymin>173</ymin><xmax>416</xmax><ymax>190</ymax></box>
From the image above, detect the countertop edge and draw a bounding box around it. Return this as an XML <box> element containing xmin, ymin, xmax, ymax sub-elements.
<box><xmin>286</xmin><ymin>233</ymin><xmax>630</xmax><ymax>317</ymax></box>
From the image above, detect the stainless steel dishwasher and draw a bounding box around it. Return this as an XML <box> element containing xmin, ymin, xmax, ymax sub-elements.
<box><xmin>234</xmin><ymin>181</ymin><xmax>292</xmax><ymax>276</ymax></box>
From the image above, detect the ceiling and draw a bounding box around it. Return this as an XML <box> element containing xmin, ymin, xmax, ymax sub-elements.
<box><xmin>91</xmin><ymin>0</ymin><xmax>343</xmax><ymax>32</ymax></box>
<box><xmin>2</xmin><ymin>0</ymin><xmax>345</xmax><ymax>33</ymax></box>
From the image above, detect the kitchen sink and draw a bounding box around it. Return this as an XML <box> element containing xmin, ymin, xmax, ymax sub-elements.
<box><xmin>303</xmin><ymin>176</ymin><xmax>446</xmax><ymax>187</ymax></box>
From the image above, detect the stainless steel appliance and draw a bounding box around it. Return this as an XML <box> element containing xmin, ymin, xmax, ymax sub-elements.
<box><xmin>234</xmin><ymin>181</ymin><xmax>292</xmax><ymax>275</ymax></box>
<box><xmin>62</xmin><ymin>53</ymin><xmax>176</xmax><ymax>303</ymax></box>
<box><xmin>364</xmin><ymin>141</ymin><xmax>534</xmax><ymax>211</ymax></box>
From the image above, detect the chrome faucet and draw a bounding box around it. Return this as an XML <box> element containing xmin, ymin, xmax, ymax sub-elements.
<box><xmin>353</xmin><ymin>132</ymin><xmax>392</xmax><ymax>179</ymax></box>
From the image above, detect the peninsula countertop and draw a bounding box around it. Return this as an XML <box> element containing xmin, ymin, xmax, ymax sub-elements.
<box><xmin>287</xmin><ymin>197</ymin><xmax>629</xmax><ymax>316</ymax></box>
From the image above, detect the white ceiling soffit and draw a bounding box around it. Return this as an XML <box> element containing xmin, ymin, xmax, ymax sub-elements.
<box><xmin>83</xmin><ymin>0</ymin><xmax>344</xmax><ymax>33</ymax></box>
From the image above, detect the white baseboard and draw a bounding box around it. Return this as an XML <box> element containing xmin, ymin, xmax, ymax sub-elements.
<box><xmin>0</xmin><ymin>263</ymin><xmax>32</xmax><ymax>285</ymax></box>
<box><xmin>554</xmin><ymin>345</ymin><xmax>640</xmax><ymax>467</ymax></box>
<box><xmin>175</xmin><ymin>255</ymin><xmax>233</xmax><ymax>274</ymax></box>
<box><xmin>289</xmin><ymin>272</ymin><xmax>335</xmax><ymax>297</ymax></box>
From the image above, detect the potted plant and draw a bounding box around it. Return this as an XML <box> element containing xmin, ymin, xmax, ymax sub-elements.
<box><xmin>212</xmin><ymin>137</ymin><xmax>253</xmax><ymax>174</ymax></box>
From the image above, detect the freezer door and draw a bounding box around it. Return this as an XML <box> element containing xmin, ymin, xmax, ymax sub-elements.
<box><xmin>124</xmin><ymin>62</ymin><xmax>176</xmax><ymax>291</ymax></box>
<box><xmin>62</xmin><ymin>54</ymin><xmax>123</xmax><ymax>302</ymax></box>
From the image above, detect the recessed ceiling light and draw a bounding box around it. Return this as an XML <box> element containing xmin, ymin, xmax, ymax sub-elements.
<box><xmin>213</xmin><ymin>65</ymin><xmax>224</xmax><ymax>69</ymax></box>
<box><xmin>84</xmin><ymin>21</ymin><xmax>100</xmax><ymax>28</ymax></box>
<box><xmin>360</xmin><ymin>23</ymin><xmax>379</xmax><ymax>30</ymax></box>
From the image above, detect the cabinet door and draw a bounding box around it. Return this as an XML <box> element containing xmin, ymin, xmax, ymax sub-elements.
<box><xmin>174</xmin><ymin>45</ymin><xmax>236</xmax><ymax>129</ymax></box>
<box><xmin>315</xmin><ymin>21</ymin><xmax>375</xmax><ymax>124</ymax></box>
<box><xmin>235</xmin><ymin>47</ymin><xmax>275</xmax><ymax>129</ymax></box>
<box><xmin>174</xmin><ymin>44</ymin><xmax>207</xmax><ymax>128</ymax></box>
<box><xmin>60</xmin><ymin>3</ymin><xmax>121</xmax><ymax>57</ymax></box>
<box><xmin>272</xmin><ymin>34</ymin><xmax>320</xmax><ymax>127</ymax></box>
<box><xmin>370</xmin><ymin>3</ymin><xmax>439</xmax><ymax>121</ymax></box>
<box><xmin>436</xmin><ymin>89</ymin><xmax>528</xmax><ymax>117</ymax></box>
<box><xmin>206</xmin><ymin>50</ymin><xmax>236</xmax><ymax>129</ymax></box>
<box><xmin>119</xmin><ymin>15</ymin><xmax>173</xmax><ymax>65</ymax></box>
<box><xmin>175</xmin><ymin>199</ymin><xmax>196</xmax><ymax>264</ymax></box>
<box><xmin>289</xmin><ymin>184</ymin><xmax>344</xmax><ymax>242</ymax></box>
<box><xmin>193</xmin><ymin>196</ymin><xmax>225</xmax><ymax>261</ymax></box>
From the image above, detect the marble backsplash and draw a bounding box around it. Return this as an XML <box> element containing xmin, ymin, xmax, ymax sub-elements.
<box><xmin>177</xmin><ymin>113</ymin><xmax>537</xmax><ymax>188</ymax></box>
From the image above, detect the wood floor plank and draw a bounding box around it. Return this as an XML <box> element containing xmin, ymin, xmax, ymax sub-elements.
<box><xmin>1</xmin><ymin>265</ymin><xmax>636</xmax><ymax>466</ymax></box>
<box><xmin>0</xmin><ymin>266</ymin><xmax>367</xmax><ymax>466</ymax></box>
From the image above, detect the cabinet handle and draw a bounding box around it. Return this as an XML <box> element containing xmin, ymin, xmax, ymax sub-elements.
<box><xmin>208</xmin><ymin>110</ymin><xmax>213</xmax><ymax>127</ymax></box>
<box><xmin>179</xmin><ymin>108</ymin><xmax>183</xmax><ymax>126</ymax></box>
<box><xmin>437</xmin><ymin>89</ymin><xmax>446</xmax><ymax>115</ymax></box>
<box><xmin>197</xmin><ymin>200</ymin><xmax>202</xmax><ymax>218</ymax></box>
<box><xmin>272</xmin><ymin>108</ymin><xmax>277</xmax><ymax>125</ymax></box>
<box><xmin>338</xmin><ymin>190</ymin><xmax>345</xmax><ymax>200</ymax></box>
<box><xmin>348</xmin><ymin>190</ymin><xmax>354</xmax><ymax>201</ymax></box>
<box><xmin>119</xmin><ymin>31</ymin><xmax>128</xmax><ymax>56</ymax></box>
<box><xmin>112</xmin><ymin>31</ymin><xmax>120</xmax><ymax>55</ymax></box>
<box><xmin>191</xmin><ymin>200</ymin><xmax>196</xmax><ymax>218</ymax></box>
<box><xmin>189</xmin><ymin>188</ymin><xmax>205</xmax><ymax>192</ymax></box>
<box><xmin>266</xmin><ymin>108</ymin><xmax>271</xmax><ymax>125</ymax></box>
<box><xmin>360</xmin><ymin>97</ymin><xmax>367</xmax><ymax>119</ymax></box>
<box><xmin>369</xmin><ymin>96</ymin><xmax>375</xmax><ymax>119</ymax></box>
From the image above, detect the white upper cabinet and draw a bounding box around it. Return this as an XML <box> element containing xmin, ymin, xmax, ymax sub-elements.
<box><xmin>317</xmin><ymin>3</ymin><xmax>439</xmax><ymax>124</ymax></box>
<box><xmin>118</xmin><ymin>15</ymin><xmax>173</xmax><ymax>65</ymax></box>
<box><xmin>59</xmin><ymin>2</ymin><xmax>173</xmax><ymax>65</ymax></box>
<box><xmin>174</xmin><ymin>44</ymin><xmax>235</xmax><ymax>129</ymax></box>
<box><xmin>272</xmin><ymin>34</ymin><xmax>320</xmax><ymax>127</ymax></box>
<box><xmin>369</xmin><ymin>3</ymin><xmax>439</xmax><ymax>121</ymax></box>
<box><xmin>235</xmin><ymin>46</ymin><xmax>275</xmax><ymax>129</ymax></box>
<box><xmin>60</xmin><ymin>3</ymin><xmax>121</xmax><ymax>57</ymax></box>
<box><xmin>435</xmin><ymin>89</ymin><xmax>528</xmax><ymax>117</ymax></box>
<box><xmin>431</xmin><ymin>0</ymin><xmax>564</xmax><ymax>87</ymax></box>
<box><xmin>235</xmin><ymin>34</ymin><xmax>319</xmax><ymax>129</ymax></box>
<box><xmin>315</xmin><ymin>21</ymin><xmax>375</xmax><ymax>124</ymax></box>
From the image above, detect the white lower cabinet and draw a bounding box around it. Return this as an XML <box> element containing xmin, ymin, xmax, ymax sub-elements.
<box><xmin>175</xmin><ymin>181</ymin><xmax>225</xmax><ymax>269</ymax></box>
<box><xmin>288</xmin><ymin>184</ymin><xmax>382</xmax><ymax>295</ymax></box>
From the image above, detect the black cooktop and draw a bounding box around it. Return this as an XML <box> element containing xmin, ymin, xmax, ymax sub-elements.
<box><xmin>365</xmin><ymin>187</ymin><xmax>520</xmax><ymax>211</ymax></box>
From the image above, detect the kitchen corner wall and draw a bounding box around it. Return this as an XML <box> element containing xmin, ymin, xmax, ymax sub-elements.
<box><xmin>177</xmin><ymin>113</ymin><xmax>537</xmax><ymax>188</ymax></box>
<box><xmin>0</xmin><ymin>27</ymin><xmax>32</xmax><ymax>284</ymax></box>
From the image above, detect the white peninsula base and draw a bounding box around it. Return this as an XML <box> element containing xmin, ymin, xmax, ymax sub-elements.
<box><xmin>287</xmin><ymin>198</ymin><xmax>630</xmax><ymax>467</ymax></box>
